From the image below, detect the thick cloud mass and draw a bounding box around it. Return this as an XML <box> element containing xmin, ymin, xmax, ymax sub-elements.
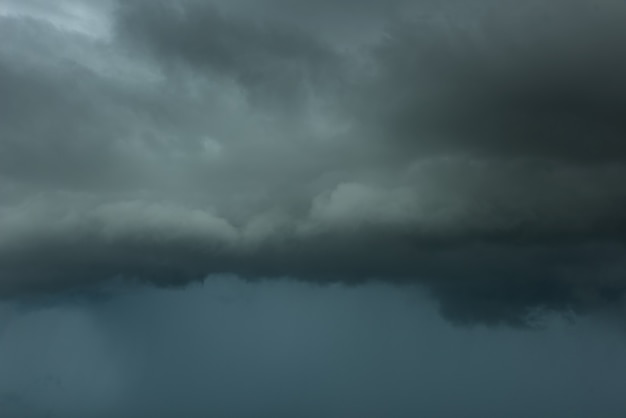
<box><xmin>2</xmin><ymin>0</ymin><xmax>626</xmax><ymax>324</ymax></box>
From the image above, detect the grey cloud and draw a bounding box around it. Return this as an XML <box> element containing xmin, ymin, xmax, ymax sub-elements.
<box><xmin>2</xmin><ymin>0</ymin><xmax>626</xmax><ymax>325</ymax></box>
<box><xmin>352</xmin><ymin>1</ymin><xmax>626</xmax><ymax>163</ymax></box>
<box><xmin>2</xmin><ymin>192</ymin><xmax>626</xmax><ymax>325</ymax></box>
<box><xmin>0</xmin><ymin>16</ymin><xmax>153</xmax><ymax>191</ymax></box>
<box><xmin>116</xmin><ymin>0</ymin><xmax>344</xmax><ymax>108</ymax></box>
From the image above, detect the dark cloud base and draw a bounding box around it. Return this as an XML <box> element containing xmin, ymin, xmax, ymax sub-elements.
<box><xmin>3</xmin><ymin>236</ymin><xmax>626</xmax><ymax>326</ymax></box>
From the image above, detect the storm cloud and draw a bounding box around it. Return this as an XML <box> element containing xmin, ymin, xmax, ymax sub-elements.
<box><xmin>2</xmin><ymin>0</ymin><xmax>626</xmax><ymax>325</ymax></box>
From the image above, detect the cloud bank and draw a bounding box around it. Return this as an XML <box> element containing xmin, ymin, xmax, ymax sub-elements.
<box><xmin>2</xmin><ymin>0</ymin><xmax>626</xmax><ymax>324</ymax></box>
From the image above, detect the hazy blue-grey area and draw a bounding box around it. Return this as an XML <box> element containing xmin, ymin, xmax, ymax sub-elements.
<box><xmin>2</xmin><ymin>0</ymin><xmax>626</xmax><ymax>416</ymax></box>
<box><xmin>1</xmin><ymin>277</ymin><xmax>626</xmax><ymax>418</ymax></box>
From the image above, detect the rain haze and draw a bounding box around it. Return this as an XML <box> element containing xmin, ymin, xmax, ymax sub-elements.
<box><xmin>1</xmin><ymin>0</ymin><xmax>626</xmax><ymax>416</ymax></box>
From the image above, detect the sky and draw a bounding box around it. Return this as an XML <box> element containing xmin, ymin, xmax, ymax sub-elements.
<box><xmin>1</xmin><ymin>0</ymin><xmax>626</xmax><ymax>416</ymax></box>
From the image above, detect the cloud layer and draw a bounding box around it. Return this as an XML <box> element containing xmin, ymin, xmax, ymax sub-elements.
<box><xmin>2</xmin><ymin>0</ymin><xmax>626</xmax><ymax>324</ymax></box>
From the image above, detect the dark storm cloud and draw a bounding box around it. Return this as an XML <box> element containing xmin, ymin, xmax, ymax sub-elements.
<box><xmin>116</xmin><ymin>0</ymin><xmax>343</xmax><ymax>107</ymax></box>
<box><xmin>355</xmin><ymin>1</ymin><xmax>626</xmax><ymax>163</ymax></box>
<box><xmin>2</xmin><ymin>0</ymin><xmax>626</xmax><ymax>325</ymax></box>
<box><xmin>0</xmin><ymin>18</ymin><xmax>121</xmax><ymax>189</ymax></box>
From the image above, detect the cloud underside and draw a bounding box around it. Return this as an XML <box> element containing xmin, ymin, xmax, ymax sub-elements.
<box><xmin>2</xmin><ymin>0</ymin><xmax>626</xmax><ymax>325</ymax></box>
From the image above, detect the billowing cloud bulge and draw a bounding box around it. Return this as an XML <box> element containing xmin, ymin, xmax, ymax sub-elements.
<box><xmin>2</xmin><ymin>0</ymin><xmax>626</xmax><ymax>324</ymax></box>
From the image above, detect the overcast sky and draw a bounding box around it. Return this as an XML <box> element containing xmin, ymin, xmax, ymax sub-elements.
<box><xmin>1</xmin><ymin>0</ymin><xmax>626</xmax><ymax>416</ymax></box>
